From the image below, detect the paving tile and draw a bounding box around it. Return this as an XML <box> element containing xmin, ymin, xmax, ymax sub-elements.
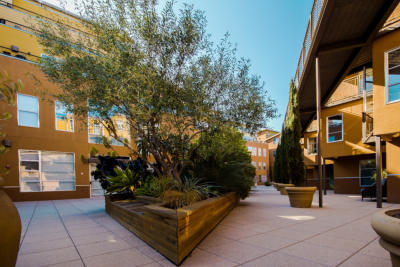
<box><xmin>46</xmin><ymin>260</ymin><xmax>85</xmax><ymax>267</ymax></box>
<box><xmin>339</xmin><ymin>252</ymin><xmax>392</xmax><ymax>267</ymax></box>
<box><xmin>136</xmin><ymin>245</ymin><xmax>167</xmax><ymax>262</ymax></box>
<box><xmin>181</xmin><ymin>249</ymin><xmax>236</xmax><ymax>267</ymax></box>
<box><xmin>83</xmin><ymin>248</ymin><xmax>153</xmax><ymax>267</ymax></box>
<box><xmin>16</xmin><ymin>247</ymin><xmax>80</xmax><ymax>267</ymax></box>
<box><xmin>239</xmin><ymin>233</ymin><xmax>299</xmax><ymax>250</ymax></box>
<box><xmin>19</xmin><ymin>237</ymin><xmax>74</xmax><ymax>255</ymax></box>
<box><xmin>304</xmin><ymin>234</ymin><xmax>367</xmax><ymax>252</ymax></box>
<box><xmin>201</xmin><ymin>240</ymin><xmax>270</xmax><ymax>264</ymax></box>
<box><xmin>71</xmin><ymin>231</ymin><xmax>119</xmax><ymax>245</ymax></box>
<box><xmin>76</xmin><ymin>238</ymin><xmax>131</xmax><ymax>258</ymax></box>
<box><xmin>22</xmin><ymin>230</ymin><xmax>69</xmax><ymax>243</ymax></box>
<box><xmin>198</xmin><ymin>233</ymin><xmax>234</xmax><ymax>249</ymax></box>
<box><xmin>279</xmin><ymin>242</ymin><xmax>353</xmax><ymax>266</ymax></box>
<box><xmin>242</xmin><ymin>251</ymin><xmax>328</xmax><ymax>267</ymax></box>
<box><xmin>359</xmin><ymin>239</ymin><xmax>391</xmax><ymax>259</ymax></box>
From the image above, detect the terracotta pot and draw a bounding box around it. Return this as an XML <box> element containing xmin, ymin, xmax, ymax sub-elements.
<box><xmin>371</xmin><ymin>209</ymin><xmax>400</xmax><ymax>267</ymax></box>
<box><xmin>0</xmin><ymin>177</ymin><xmax>21</xmax><ymax>267</ymax></box>
<box><xmin>277</xmin><ymin>183</ymin><xmax>295</xmax><ymax>195</ymax></box>
<box><xmin>286</xmin><ymin>187</ymin><xmax>317</xmax><ymax>208</ymax></box>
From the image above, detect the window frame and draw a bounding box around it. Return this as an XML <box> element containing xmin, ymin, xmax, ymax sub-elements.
<box><xmin>17</xmin><ymin>93</ymin><xmax>39</xmax><ymax>128</ymax></box>
<box><xmin>307</xmin><ymin>137</ymin><xmax>317</xmax><ymax>155</ymax></box>
<box><xmin>385</xmin><ymin>46</ymin><xmax>400</xmax><ymax>104</ymax></box>
<box><xmin>18</xmin><ymin>149</ymin><xmax>76</xmax><ymax>192</ymax></box>
<box><xmin>326</xmin><ymin>113</ymin><xmax>343</xmax><ymax>143</ymax></box>
<box><xmin>359</xmin><ymin>159</ymin><xmax>376</xmax><ymax>187</ymax></box>
<box><xmin>55</xmin><ymin>100</ymin><xmax>74</xmax><ymax>132</ymax></box>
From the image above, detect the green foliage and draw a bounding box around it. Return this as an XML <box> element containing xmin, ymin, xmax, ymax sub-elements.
<box><xmin>89</xmin><ymin>147</ymin><xmax>99</xmax><ymax>157</ymax></box>
<box><xmin>79</xmin><ymin>154</ymin><xmax>87</xmax><ymax>164</ymax></box>
<box><xmin>264</xmin><ymin>181</ymin><xmax>271</xmax><ymax>186</ymax></box>
<box><xmin>137</xmin><ymin>176</ymin><xmax>217</xmax><ymax>209</ymax></box>
<box><xmin>106</xmin><ymin>167</ymin><xmax>140</xmax><ymax>194</ymax></box>
<box><xmin>274</xmin><ymin>80</ymin><xmax>304</xmax><ymax>185</ymax></box>
<box><xmin>191</xmin><ymin>127</ymin><xmax>255</xmax><ymax>199</ymax></box>
<box><xmin>0</xmin><ymin>71</ymin><xmax>22</xmax><ymax>176</ymax></box>
<box><xmin>34</xmin><ymin>0</ymin><xmax>276</xmax><ymax>182</ymax></box>
<box><xmin>372</xmin><ymin>169</ymin><xmax>387</xmax><ymax>180</ymax></box>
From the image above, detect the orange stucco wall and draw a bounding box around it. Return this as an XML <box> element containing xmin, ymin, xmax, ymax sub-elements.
<box><xmin>386</xmin><ymin>137</ymin><xmax>400</xmax><ymax>203</ymax></box>
<box><xmin>0</xmin><ymin>56</ymin><xmax>131</xmax><ymax>201</ymax></box>
<box><xmin>373</xmin><ymin>28</ymin><xmax>400</xmax><ymax>135</ymax></box>
<box><xmin>246</xmin><ymin>141</ymin><xmax>269</xmax><ymax>185</ymax></box>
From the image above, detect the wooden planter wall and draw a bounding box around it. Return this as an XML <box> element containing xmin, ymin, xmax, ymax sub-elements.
<box><xmin>105</xmin><ymin>193</ymin><xmax>239</xmax><ymax>265</ymax></box>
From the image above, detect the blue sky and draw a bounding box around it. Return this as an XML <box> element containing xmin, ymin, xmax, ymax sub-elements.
<box><xmin>47</xmin><ymin>0</ymin><xmax>313</xmax><ymax>131</ymax></box>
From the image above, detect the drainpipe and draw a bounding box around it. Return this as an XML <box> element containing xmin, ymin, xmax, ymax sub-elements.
<box><xmin>362</xmin><ymin>66</ymin><xmax>367</xmax><ymax>140</ymax></box>
<box><xmin>316</xmin><ymin>57</ymin><xmax>323</xmax><ymax>208</ymax></box>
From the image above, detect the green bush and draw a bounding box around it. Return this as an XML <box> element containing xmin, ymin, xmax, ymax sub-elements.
<box><xmin>190</xmin><ymin>127</ymin><xmax>255</xmax><ymax>199</ymax></box>
<box><xmin>264</xmin><ymin>181</ymin><xmax>271</xmax><ymax>186</ymax></box>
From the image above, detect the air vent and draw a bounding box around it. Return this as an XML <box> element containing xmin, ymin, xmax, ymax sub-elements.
<box><xmin>15</xmin><ymin>54</ymin><xmax>26</xmax><ymax>60</ymax></box>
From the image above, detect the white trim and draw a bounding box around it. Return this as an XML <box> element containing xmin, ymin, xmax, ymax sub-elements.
<box><xmin>18</xmin><ymin>149</ymin><xmax>76</xmax><ymax>192</ymax></box>
<box><xmin>385</xmin><ymin>46</ymin><xmax>400</xmax><ymax>104</ymax></box>
<box><xmin>307</xmin><ymin>137</ymin><xmax>317</xmax><ymax>155</ymax></box>
<box><xmin>326</xmin><ymin>113</ymin><xmax>343</xmax><ymax>143</ymax></box>
<box><xmin>17</xmin><ymin>93</ymin><xmax>40</xmax><ymax>128</ymax></box>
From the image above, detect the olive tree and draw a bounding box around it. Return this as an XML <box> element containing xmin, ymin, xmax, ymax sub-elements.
<box><xmin>34</xmin><ymin>0</ymin><xmax>276</xmax><ymax>182</ymax></box>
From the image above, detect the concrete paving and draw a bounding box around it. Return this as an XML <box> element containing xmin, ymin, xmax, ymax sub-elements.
<box><xmin>15</xmin><ymin>186</ymin><xmax>400</xmax><ymax>267</ymax></box>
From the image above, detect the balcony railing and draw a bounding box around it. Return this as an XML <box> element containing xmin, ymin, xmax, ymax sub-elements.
<box><xmin>362</xmin><ymin>112</ymin><xmax>374</xmax><ymax>144</ymax></box>
<box><xmin>294</xmin><ymin>0</ymin><xmax>325</xmax><ymax>87</ymax></box>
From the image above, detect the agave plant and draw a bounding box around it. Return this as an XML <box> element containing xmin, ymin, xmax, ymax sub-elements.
<box><xmin>106</xmin><ymin>167</ymin><xmax>140</xmax><ymax>195</ymax></box>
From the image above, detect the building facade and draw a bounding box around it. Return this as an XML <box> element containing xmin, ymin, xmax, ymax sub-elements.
<box><xmin>0</xmin><ymin>0</ymin><xmax>132</xmax><ymax>201</ymax></box>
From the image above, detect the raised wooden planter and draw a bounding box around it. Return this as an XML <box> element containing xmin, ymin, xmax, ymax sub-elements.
<box><xmin>105</xmin><ymin>192</ymin><xmax>239</xmax><ymax>265</ymax></box>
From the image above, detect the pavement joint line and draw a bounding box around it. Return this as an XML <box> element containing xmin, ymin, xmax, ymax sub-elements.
<box><xmin>19</xmin><ymin>201</ymin><xmax>38</xmax><ymax>246</ymax></box>
<box><xmin>234</xmin><ymin>195</ymin><xmax>393</xmax><ymax>266</ymax></box>
<box><xmin>52</xmin><ymin>200</ymin><xmax>87</xmax><ymax>267</ymax></box>
<box><xmin>335</xmin><ymin>236</ymin><xmax>380</xmax><ymax>267</ymax></box>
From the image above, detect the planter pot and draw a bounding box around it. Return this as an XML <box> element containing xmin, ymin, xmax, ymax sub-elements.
<box><xmin>371</xmin><ymin>209</ymin><xmax>400</xmax><ymax>267</ymax></box>
<box><xmin>0</xmin><ymin>177</ymin><xmax>21</xmax><ymax>267</ymax></box>
<box><xmin>276</xmin><ymin>183</ymin><xmax>295</xmax><ymax>195</ymax></box>
<box><xmin>106</xmin><ymin>192</ymin><xmax>239</xmax><ymax>265</ymax></box>
<box><xmin>286</xmin><ymin>187</ymin><xmax>317</xmax><ymax>208</ymax></box>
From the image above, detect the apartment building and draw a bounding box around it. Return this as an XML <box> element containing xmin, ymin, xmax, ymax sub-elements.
<box><xmin>263</xmin><ymin>132</ymin><xmax>280</xmax><ymax>181</ymax></box>
<box><xmin>243</xmin><ymin>131</ymin><xmax>269</xmax><ymax>185</ymax></box>
<box><xmin>292</xmin><ymin>0</ymin><xmax>400</xmax><ymax>203</ymax></box>
<box><xmin>0</xmin><ymin>0</ymin><xmax>132</xmax><ymax>201</ymax></box>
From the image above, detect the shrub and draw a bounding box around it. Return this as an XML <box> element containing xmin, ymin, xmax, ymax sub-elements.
<box><xmin>106</xmin><ymin>167</ymin><xmax>141</xmax><ymax>195</ymax></box>
<box><xmin>264</xmin><ymin>181</ymin><xmax>271</xmax><ymax>186</ymax></box>
<box><xmin>191</xmin><ymin>127</ymin><xmax>255</xmax><ymax>199</ymax></box>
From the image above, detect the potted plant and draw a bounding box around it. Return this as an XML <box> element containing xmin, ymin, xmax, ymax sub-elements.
<box><xmin>286</xmin><ymin>187</ymin><xmax>317</xmax><ymax>208</ymax></box>
<box><xmin>277</xmin><ymin>183</ymin><xmax>295</xmax><ymax>195</ymax></box>
<box><xmin>371</xmin><ymin>209</ymin><xmax>400</xmax><ymax>267</ymax></box>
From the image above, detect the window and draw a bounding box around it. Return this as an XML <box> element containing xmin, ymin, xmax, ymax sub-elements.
<box><xmin>308</xmin><ymin>137</ymin><xmax>317</xmax><ymax>155</ymax></box>
<box><xmin>386</xmin><ymin>47</ymin><xmax>400</xmax><ymax>103</ymax></box>
<box><xmin>258</xmin><ymin>162</ymin><xmax>262</xmax><ymax>170</ymax></box>
<box><xmin>258</xmin><ymin>148</ymin><xmax>261</xmax><ymax>156</ymax></box>
<box><xmin>251</xmin><ymin>161</ymin><xmax>257</xmax><ymax>167</ymax></box>
<box><xmin>263</xmin><ymin>148</ymin><xmax>267</xmax><ymax>157</ymax></box>
<box><xmin>19</xmin><ymin>150</ymin><xmax>75</xmax><ymax>192</ymax></box>
<box><xmin>88</xmin><ymin>118</ymin><xmax>103</xmax><ymax>144</ymax></box>
<box><xmin>263</xmin><ymin>162</ymin><xmax>266</xmax><ymax>170</ymax></box>
<box><xmin>360</xmin><ymin>159</ymin><xmax>376</xmax><ymax>187</ymax></box>
<box><xmin>258</xmin><ymin>175</ymin><xmax>262</xmax><ymax>183</ymax></box>
<box><xmin>273</xmin><ymin>150</ymin><xmax>276</xmax><ymax>157</ymax></box>
<box><xmin>17</xmin><ymin>94</ymin><xmax>39</xmax><ymax>127</ymax></box>
<box><xmin>248</xmin><ymin>146</ymin><xmax>257</xmax><ymax>156</ymax></box>
<box><xmin>273</xmin><ymin>137</ymin><xmax>280</xmax><ymax>144</ymax></box>
<box><xmin>327</xmin><ymin>114</ymin><xmax>343</xmax><ymax>143</ymax></box>
<box><xmin>55</xmin><ymin>101</ymin><xmax>74</xmax><ymax>132</ymax></box>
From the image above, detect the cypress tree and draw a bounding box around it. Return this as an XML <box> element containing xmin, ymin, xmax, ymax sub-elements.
<box><xmin>285</xmin><ymin>80</ymin><xmax>304</xmax><ymax>185</ymax></box>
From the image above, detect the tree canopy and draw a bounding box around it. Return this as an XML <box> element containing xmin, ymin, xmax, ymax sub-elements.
<box><xmin>34</xmin><ymin>0</ymin><xmax>276</xmax><ymax>182</ymax></box>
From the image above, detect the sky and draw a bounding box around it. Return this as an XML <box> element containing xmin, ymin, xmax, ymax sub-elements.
<box><xmin>46</xmin><ymin>0</ymin><xmax>313</xmax><ymax>131</ymax></box>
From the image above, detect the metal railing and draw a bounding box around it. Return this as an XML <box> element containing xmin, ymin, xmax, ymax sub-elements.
<box><xmin>294</xmin><ymin>0</ymin><xmax>325</xmax><ymax>87</ymax></box>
